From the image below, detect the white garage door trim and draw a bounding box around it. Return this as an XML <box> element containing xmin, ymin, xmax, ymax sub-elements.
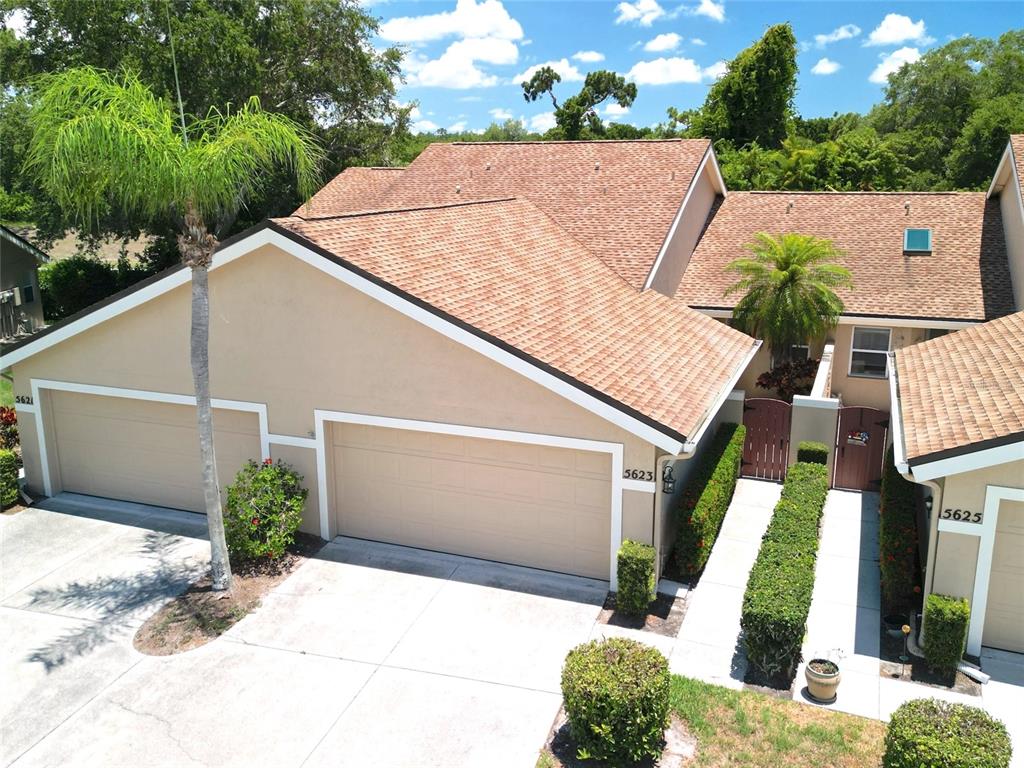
<box><xmin>26</xmin><ymin>378</ymin><xmax>275</xmax><ymax>497</ymax></box>
<box><xmin>315</xmin><ymin>409</ymin><xmax>630</xmax><ymax>588</ymax></box>
<box><xmin>938</xmin><ymin>484</ymin><xmax>1024</xmax><ymax>656</ymax></box>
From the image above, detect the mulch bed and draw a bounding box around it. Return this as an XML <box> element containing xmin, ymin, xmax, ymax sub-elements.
<box><xmin>134</xmin><ymin>532</ymin><xmax>324</xmax><ymax>656</ymax></box>
<box><xmin>878</xmin><ymin>624</ymin><xmax>981</xmax><ymax>696</ymax></box>
<box><xmin>538</xmin><ymin>707</ymin><xmax>695</xmax><ymax>768</ymax></box>
<box><xmin>597</xmin><ymin>591</ymin><xmax>688</xmax><ymax>638</ymax></box>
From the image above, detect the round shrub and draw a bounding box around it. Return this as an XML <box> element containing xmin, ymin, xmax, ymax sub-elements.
<box><xmin>561</xmin><ymin>637</ymin><xmax>670</xmax><ymax>763</ymax></box>
<box><xmin>224</xmin><ymin>459</ymin><xmax>307</xmax><ymax>561</ymax></box>
<box><xmin>0</xmin><ymin>448</ymin><xmax>19</xmax><ymax>508</ymax></box>
<box><xmin>884</xmin><ymin>698</ymin><xmax>1011</xmax><ymax>768</ymax></box>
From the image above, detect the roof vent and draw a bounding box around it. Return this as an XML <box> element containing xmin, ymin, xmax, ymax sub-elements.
<box><xmin>595</xmin><ymin>161</ymin><xmax>600</xmax><ymax>171</ymax></box>
<box><xmin>904</xmin><ymin>228</ymin><xmax>932</xmax><ymax>253</ymax></box>
<box><xmin>455</xmin><ymin>184</ymin><xmax>461</xmax><ymax>194</ymax></box>
<box><xmin>904</xmin><ymin>201</ymin><xmax>911</xmax><ymax>215</ymax></box>
<box><xmin>787</xmin><ymin>201</ymin><xmax>794</xmax><ymax>213</ymax></box>
<box><xmin>485</xmin><ymin>162</ymin><xmax>491</xmax><ymax>170</ymax></box>
<box><xmin>671</xmin><ymin>170</ymin><xmax>676</xmax><ymax>181</ymax></box>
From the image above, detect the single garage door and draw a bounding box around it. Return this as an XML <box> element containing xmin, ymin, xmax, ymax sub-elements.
<box><xmin>331</xmin><ymin>423</ymin><xmax>612</xmax><ymax>579</ymax></box>
<box><xmin>984</xmin><ymin>499</ymin><xmax>1024</xmax><ymax>653</ymax></box>
<box><xmin>50</xmin><ymin>391</ymin><xmax>262</xmax><ymax>513</ymax></box>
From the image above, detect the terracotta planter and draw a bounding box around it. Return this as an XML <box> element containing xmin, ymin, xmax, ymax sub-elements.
<box><xmin>805</xmin><ymin>659</ymin><xmax>841</xmax><ymax>703</ymax></box>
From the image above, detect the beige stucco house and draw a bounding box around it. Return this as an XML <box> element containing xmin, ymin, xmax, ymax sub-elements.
<box><xmin>890</xmin><ymin>311</ymin><xmax>1024</xmax><ymax>656</ymax></box>
<box><xmin>0</xmin><ymin>140</ymin><xmax>758</xmax><ymax>586</ymax></box>
<box><xmin>1</xmin><ymin>225</ymin><xmax>48</xmax><ymax>341</ymax></box>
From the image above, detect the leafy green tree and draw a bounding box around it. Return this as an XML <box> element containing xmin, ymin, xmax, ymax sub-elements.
<box><xmin>725</xmin><ymin>233</ymin><xmax>852</xmax><ymax>360</ymax></box>
<box><xmin>947</xmin><ymin>94</ymin><xmax>1024</xmax><ymax>188</ymax></box>
<box><xmin>521</xmin><ymin>67</ymin><xmax>636</xmax><ymax>139</ymax></box>
<box><xmin>690</xmin><ymin>23</ymin><xmax>796</xmax><ymax>149</ymax></box>
<box><xmin>25</xmin><ymin>67</ymin><xmax>322</xmax><ymax>591</ymax></box>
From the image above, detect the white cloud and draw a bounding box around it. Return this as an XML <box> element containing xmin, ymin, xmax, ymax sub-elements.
<box><xmin>814</xmin><ymin>24</ymin><xmax>861</xmax><ymax>48</ymax></box>
<box><xmin>412</xmin><ymin>119</ymin><xmax>440</xmax><ymax>133</ymax></box>
<box><xmin>572</xmin><ymin>50</ymin><xmax>605</xmax><ymax>63</ymax></box>
<box><xmin>627</xmin><ymin>56</ymin><xmax>703</xmax><ymax>85</ymax></box>
<box><xmin>448</xmin><ymin>121</ymin><xmax>468</xmax><ymax>132</ymax></box>
<box><xmin>514</xmin><ymin>58</ymin><xmax>584</xmax><ymax>84</ymax></box>
<box><xmin>380</xmin><ymin>0</ymin><xmax>523</xmax><ymax>43</ymax></box>
<box><xmin>604</xmin><ymin>103</ymin><xmax>631</xmax><ymax>117</ymax></box>
<box><xmin>529</xmin><ymin>112</ymin><xmax>557</xmax><ymax>132</ymax></box>
<box><xmin>702</xmin><ymin>60</ymin><xmax>728</xmax><ymax>80</ymax></box>
<box><xmin>408</xmin><ymin>106</ymin><xmax>422</xmax><ymax>119</ymax></box>
<box><xmin>692</xmin><ymin>0</ymin><xmax>725</xmax><ymax>22</ymax></box>
<box><xmin>644</xmin><ymin>32</ymin><xmax>681</xmax><ymax>52</ymax></box>
<box><xmin>615</xmin><ymin>0</ymin><xmax>665</xmax><ymax>26</ymax></box>
<box><xmin>405</xmin><ymin>37</ymin><xmax>519</xmax><ymax>88</ymax></box>
<box><xmin>869</xmin><ymin>46</ymin><xmax>921</xmax><ymax>83</ymax></box>
<box><xmin>811</xmin><ymin>57</ymin><xmax>841</xmax><ymax>75</ymax></box>
<box><xmin>865</xmin><ymin>14</ymin><xmax>932</xmax><ymax>46</ymax></box>
<box><xmin>458</xmin><ymin>95</ymin><xmax>483</xmax><ymax>102</ymax></box>
<box><xmin>4</xmin><ymin>9</ymin><xmax>28</xmax><ymax>38</ymax></box>
<box><xmin>691</xmin><ymin>38</ymin><xmax>706</xmax><ymax>46</ymax></box>
<box><xmin>489</xmin><ymin>107</ymin><xmax>514</xmax><ymax>120</ymax></box>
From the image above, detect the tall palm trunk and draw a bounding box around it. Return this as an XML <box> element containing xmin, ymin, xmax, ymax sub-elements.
<box><xmin>181</xmin><ymin>209</ymin><xmax>232</xmax><ymax>591</ymax></box>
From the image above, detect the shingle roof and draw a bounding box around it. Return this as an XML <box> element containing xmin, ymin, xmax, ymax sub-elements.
<box><xmin>677</xmin><ymin>191</ymin><xmax>1014</xmax><ymax>322</ymax></box>
<box><xmin>316</xmin><ymin>140</ymin><xmax>712</xmax><ymax>290</ymax></box>
<box><xmin>273</xmin><ymin>198</ymin><xmax>756</xmax><ymax>442</ymax></box>
<box><xmin>297</xmin><ymin>166</ymin><xmax>405</xmax><ymax>217</ymax></box>
<box><xmin>895</xmin><ymin>311</ymin><xmax>1024</xmax><ymax>463</ymax></box>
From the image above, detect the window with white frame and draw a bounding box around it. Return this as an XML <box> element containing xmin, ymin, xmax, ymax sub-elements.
<box><xmin>849</xmin><ymin>327</ymin><xmax>890</xmax><ymax>378</ymax></box>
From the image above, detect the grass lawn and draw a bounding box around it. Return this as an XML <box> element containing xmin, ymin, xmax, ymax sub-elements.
<box><xmin>0</xmin><ymin>377</ymin><xmax>12</xmax><ymax>408</ymax></box>
<box><xmin>669</xmin><ymin>676</ymin><xmax>884</xmax><ymax>767</ymax></box>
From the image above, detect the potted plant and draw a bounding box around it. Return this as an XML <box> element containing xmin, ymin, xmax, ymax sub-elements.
<box><xmin>805</xmin><ymin>658</ymin><xmax>841</xmax><ymax>703</ymax></box>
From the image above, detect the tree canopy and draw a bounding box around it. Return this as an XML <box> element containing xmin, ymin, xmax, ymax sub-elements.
<box><xmin>521</xmin><ymin>67</ymin><xmax>637</xmax><ymax>140</ymax></box>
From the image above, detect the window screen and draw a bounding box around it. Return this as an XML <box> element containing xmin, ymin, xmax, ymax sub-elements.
<box><xmin>849</xmin><ymin>327</ymin><xmax>890</xmax><ymax>378</ymax></box>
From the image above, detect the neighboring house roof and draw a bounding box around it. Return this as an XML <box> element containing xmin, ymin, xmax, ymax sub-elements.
<box><xmin>272</xmin><ymin>198</ymin><xmax>758</xmax><ymax>443</ymax></box>
<box><xmin>677</xmin><ymin>191</ymin><xmax>1014</xmax><ymax>322</ymax></box>
<box><xmin>893</xmin><ymin>311</ymin><xmax>1024</xmax><ymax>464</ymax></box>
<box><xmin>0</xmin><ymin>225</ymin><xmax>51</xmax><ymax>263</ymax></box>
<box><xmin>296</xmin><ymin>166</ymin><xmax>405</xmax><ymax>217</ymax></box>
<box><xmin>310</xmin><ymin>139</ymin><xmax>714</xmax><ymax>291</ymax></box>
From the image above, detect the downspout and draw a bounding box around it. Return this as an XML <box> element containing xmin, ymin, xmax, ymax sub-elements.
<box><xmin>652</xmin><ymin>339</ymin><xmax>762</xmax><ymax>575</ymax></box>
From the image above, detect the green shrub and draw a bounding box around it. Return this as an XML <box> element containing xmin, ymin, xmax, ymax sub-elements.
<box><xmin>880</xmin><ymin>446</ymin><xmax>920</xmax><ymax>612</ymax></box>
<box><xmin>674</xmin><ymin>422</ymin><xmax>745</xmax><ymax>576</ymax></box>
<box><xmin>224</xmin><ymin>458</ymin><xmax>307</xmax><ymax>561</ymax></box>
<box><xmin>0</xmin><ymin>406</ymin><xmax>18</xmax><ymax>450</ymax></box>
<box><xmin>741</xmin><ymin>462</ymin><xmax>829</xmax><ymax>686</ymax></box>
<box><xmin>923</xmin><ymin>594</ymin><xmax>969</xmax><ymax>674</ymax></box>
<box><xmin>616</xmin><ymin>539</ymin><xmax>656</xmax><ymax>616</ymax></box>
<box><xmin>561</xmin><ymin>638</ymin><xmax>670</xmax><ymax>763</ymax></box>
<box><xmin>884</xmin><ymin>698</ymin><xmax>1011</xmax><ymax>768</ymax></box>
<box><xmin>796</xmin><ymin>440</ymin><xmax>829</xmax><ymax>466</ymax></box>
<box><xmin>38</xmin><ymin>255</ymin><xmax>119</xmax><ymax>322</ymax></box>
<box><xmin>0</xmin><ymin>449</ymin><xmax>19</xmax><ymax>507</ymax></box>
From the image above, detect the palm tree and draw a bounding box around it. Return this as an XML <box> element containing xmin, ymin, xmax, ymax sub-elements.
<box><xmin>25</xmin><ymin>67</ymin><xmax>322</xmax><ymax>591</ymax></box>
<box><xmin>725</xmin><ymin>232</ymin><xmax>852</xmax><ymax>361</ymax></box>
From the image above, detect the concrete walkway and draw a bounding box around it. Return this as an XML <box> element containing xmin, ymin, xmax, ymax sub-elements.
<box><xmin>797</xmin><ymin>489</ymin><xmax>1024</xmax><ymax>767</ymax></box>
<box><xmin>669</xmin><ymin>478</ymin><xmax>782</xmax><ymax>689</ymax></box>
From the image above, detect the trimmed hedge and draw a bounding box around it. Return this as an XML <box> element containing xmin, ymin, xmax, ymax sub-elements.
<box><xmin>674</xmin><ymin>422</ymin><xmax>745</xmax><ymax>577</ymax></box>
<box><xmin>561</xmin><ymin>638</ymin><xmax>670</xmax><ymax>763</ymax></box>
<box><xmin>741</xmin><ymin>462</ymin><xmax>830</xmax><ymax>686</ymax></box>
<box><xmin>880</xmin><ymin>446</ymin><xmax>920</xmax><ymax>612</ymax></box>
<box><xmin>796</xmin><ymin>440</ymin><xmax>829</xmax><ymax>466</ymax></box>
<box><xmin>0</xmin><ymin>449</ymin><xmax>17</xmax><ymax>508</ymax></box>
<box><xmin>923</xmin><ymin>594</ymin><xmax>969</xmax><ymax>674</ymax></box>
<box><xmin>884</xmin><ymin>698</ymin><xmax>1011</xmax><ymax>768</ymax></box>
<box><xmin>616</xmin><ymin>539</ymin><xmax>656</xmax><ymax>616</ymax></box>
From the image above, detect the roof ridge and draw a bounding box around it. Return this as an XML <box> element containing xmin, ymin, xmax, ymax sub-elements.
<box><xmin>446</xmin><ymin>138</ymin><xmax>706</xmax><ymax>146</ymax></box>
<box><xmin>346</xmin><ymin>166</ymin><xmax>406</xmax><ymax>171</ymax></box>
<box><xmin>744</xmin><ymin>190</ymin><xmax>979</xmax><ymax>196</ymax></box>
<box><xmin>287</xmin><ymin>197</ymin><xmax>519</xmax><ymax>222</ymax></box>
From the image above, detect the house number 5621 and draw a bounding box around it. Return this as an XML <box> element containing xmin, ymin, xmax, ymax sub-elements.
<box><xmin>623</xmin><ymin>469</ymin><xmax>654</xmax><ymax>481</ymax></box>
<box><xmin>14</xmin><ymin>395</ymin><xmax>33</xmax><ymax>405</ymax></box>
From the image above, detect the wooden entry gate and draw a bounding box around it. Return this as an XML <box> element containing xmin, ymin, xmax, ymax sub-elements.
<box><xmin>833</xmin><ymin>406</ymin><xmax>889</xmax><ymax>491</ymax></box>
<box><xmin>741</xmin><ymin>398</ymin><xmax>791</xmax><ymax>482</ymax></box>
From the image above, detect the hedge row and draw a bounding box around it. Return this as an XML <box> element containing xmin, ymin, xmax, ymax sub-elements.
<box><xmin>880</xmin><ymin>446</ymin><xmax>920</xmax><ymax>613</ymax></box>
<box><xmin>796</xmin><ymin>440</ymin><xmax>829</xmax><ymax>466</ymax></box>
<box><xmin>923</xmin><ymin>594</ymin><xmax>970</xmax><ymax>675</ymax></box>
<box><xmin>741</xmin><ymin>462</ymin><xmax>830</xmax><ymax>687</ymax></box>
<box><xmin>0</xmin><ymin>449</ymin><xmax>19</xmax><ymax>508</ymax></box>
<box><xmin>674</xmin><ymin>422</ymin><xmax>745</xmax><ymax>577</ymax></box>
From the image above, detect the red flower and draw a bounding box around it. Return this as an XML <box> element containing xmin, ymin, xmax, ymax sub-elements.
<box><xmin>263</xmin><ymin>458</ymin><xmax>273</xmax><ymax>465</ymax></box>
<box><xmin>913</xmin><ymin>586</ymin><xmax>921</xmax><ymax>594</ymax></box>
<box><xmin>251</xmin><ymin>517</ymin><xmax>260</xmax><ymax>526</ymax></box>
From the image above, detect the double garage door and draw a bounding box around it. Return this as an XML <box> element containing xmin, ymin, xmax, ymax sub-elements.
<box><xmin>331</xmin><ymin>423</ymin><xmax>612</xmax><ymax>579</ymax></box>
<box><xmin>49</xmin><ymin>391</ymin><xmax>261</xmax><ymax>514</ymax></box>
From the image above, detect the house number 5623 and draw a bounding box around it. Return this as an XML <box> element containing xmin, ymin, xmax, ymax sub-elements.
<box><xmin>623</xmin><ymin>469</ymin><xmax>654</xmax><ymax>481</ymax></box>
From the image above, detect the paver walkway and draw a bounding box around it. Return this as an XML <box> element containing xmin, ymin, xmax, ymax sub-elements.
<box><xmin>798</xmin><ymin>489</ymin><xmax>1024</xmax><ymax>767</ymax></box>
<box><xmin>669</xmin><ymin>478</ymin><xmax>782</xmax><ymax>689</ymax></box>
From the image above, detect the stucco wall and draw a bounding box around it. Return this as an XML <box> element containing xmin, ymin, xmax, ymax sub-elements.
<box><xmin>789</xmin><ymin>400</ymin><xmax>838</xmax><ymax>477</ymax></box>
<box><xmin>11</xmin><ymin>243</ymin><xmax>662</xmax><ymax>553</ymax></box>
<box><xmin>828</xmin><ymin>324</ymin><xmax>929</xmax><ymax>411</ymax></box>
<box><xmin>1</xmin><ymin>245</ymin><xmax>45</xmax><ymax>334</ymax></box>
<box><xmin>998</xmin><ymin>180</ymin><xmax>1024</xmax><ymax>310</ymax></box>
<box><xmin>648</xmin><ymin>163</ymin><xmax>719</xmax><ymax>296</ymax></box>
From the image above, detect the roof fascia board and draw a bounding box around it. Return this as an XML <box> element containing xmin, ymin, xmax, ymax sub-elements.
<box><xmin>986</xmin><ymin>141</ymin><xmax>1013</xmax><ymax>198</ymax></box>
<box><xmin>693</xmin><ymin>307</ymin><xmax>979</xmax><ymax>329</ymax></box>
<box><xmin>887</xmin><ymin>352</ymin><xmax>911</xmax><ymax>474</ymax></box>
<box><xmin>0</xmin><ymin>226</ymin><xmax>51</xmax><ymax>263</ymax></box>
<box><xmin>910</xmin><ymin>439</ymin><xmax>1024</xmax><ymax>481</ymax></box>
<box><xmin>642</xmin><ymin>143</ymin><xmax>724</xmax><ymax>291</ymax></box>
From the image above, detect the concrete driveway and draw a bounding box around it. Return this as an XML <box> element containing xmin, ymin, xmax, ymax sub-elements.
<box><xmin>1</xmin><ymin>495</ymin><xmax>608</xmax><ymax>768</ymax></box>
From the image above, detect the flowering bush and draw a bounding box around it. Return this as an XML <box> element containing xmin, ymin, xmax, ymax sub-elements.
<box><xmin>0</xmin><ymin>449</ymin><xmax>18</xmax><ymax>507</ymax></box>
<box><xmin>755</xmin><ymin>358</ymin><xmax>819</xmax><ymax>401</ymax></box>
<box><xmin>0</xmin><ymin>406</ymin><xmax>18</xmax><ymax>450</ymax></box>
<box><xmin>224</xmin><ymin>458</ymin><xmax>307</xmax><ymax>562</ymax></box>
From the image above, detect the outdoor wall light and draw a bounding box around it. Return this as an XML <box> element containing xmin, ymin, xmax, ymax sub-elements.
<box><xmin>924</xmin><ymin>497</ymin><xmax>933</xmax><ymax>513</ymax></box>
<box><xmin>662</xmin><ymin>464</ymin><xmax>676</xmax><ymax>495</ymax></box>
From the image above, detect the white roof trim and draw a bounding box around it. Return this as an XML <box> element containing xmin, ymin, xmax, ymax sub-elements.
<box><xmin>986</xmin><ymin>141</ymin><xmax>1014</xmax><ymax>198</ymax></box>
<box><xmin>1</xmin><ymin>225</ymin><xmax>700</xmax><ymax>454</ymax></box>
<box><xmin>910</xmin><ymin>441</ymin><xmax>1024</xmax><ymax>482</ymax></box>
<box><xmin>696</xmin><ymin>307</ymin><xmax>978</xmax><ymax>330</ymax></box>
<box><xmin>888</xmin><ymin>352</ymin><xmax>911</xmax><ymax>475</ymax></box>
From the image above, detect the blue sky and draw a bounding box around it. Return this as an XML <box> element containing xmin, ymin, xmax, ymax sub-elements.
<box><xmin>372</xmin><ymin>0</ymin><xmax>1023</xmax><ymax>133</ymax></box>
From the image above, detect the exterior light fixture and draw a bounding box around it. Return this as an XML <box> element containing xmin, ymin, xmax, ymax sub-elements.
<box><xmin>662</xmin><ymin>464</ymin><xmax>676</xmax><ymax>495</ymax></box>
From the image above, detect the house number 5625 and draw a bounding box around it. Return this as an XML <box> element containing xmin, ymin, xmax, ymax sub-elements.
<box><xmin>940</xmin><ymin>508</ymin><xmax>982</xmax><ymax>524</ymax></box>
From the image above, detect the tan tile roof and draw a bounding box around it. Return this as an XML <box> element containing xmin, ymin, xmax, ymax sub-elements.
<box><xmin>273</xmin><ymin>198</ymin><xmax>756</xmax><ymax>442</ymax></box>
<box><xmin>895</xmin><ymin>311</ymin><xmax>1024</xmax><ymax>462</ymax></box>
<box><xmin>1011</xmin><ymin>135</ymin><xmax>1024</xmax><ymax>202</ymax></box>
<box><xmin>677</xmin><ymin>191</ymin><xmax>1014</xmax><ymax>322</ymax></box>
<box><xmin>296</xmin><ymin>167</ymin><xmax>405</xmax><ymax>217</ymax></box>
<box><xmin>324</xmin><ymin>140</ymin><xmax>711</xmax><ymax>290</ymax></box>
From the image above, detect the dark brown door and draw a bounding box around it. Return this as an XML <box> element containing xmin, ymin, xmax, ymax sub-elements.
<box><xmin>741</xmin><ymin>398</ymin><xmax>792</xmax><ymax>482</ymax></box>
<box><xmin>833</xmin><ymin>407</ymin><xmax>889</xmax><ymax>491</ymax></box>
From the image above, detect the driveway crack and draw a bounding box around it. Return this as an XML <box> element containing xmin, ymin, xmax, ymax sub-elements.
<box><xmin>108</xmin><ymin>699</ymin><xmax>208</xmax><ymax>767</ymax></box>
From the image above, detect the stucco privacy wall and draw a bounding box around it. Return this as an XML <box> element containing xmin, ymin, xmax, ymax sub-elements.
<box><xmin>10</xmin><ymin>243</ymin><xmax>659</xmax><ymax>550</ymax></box>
